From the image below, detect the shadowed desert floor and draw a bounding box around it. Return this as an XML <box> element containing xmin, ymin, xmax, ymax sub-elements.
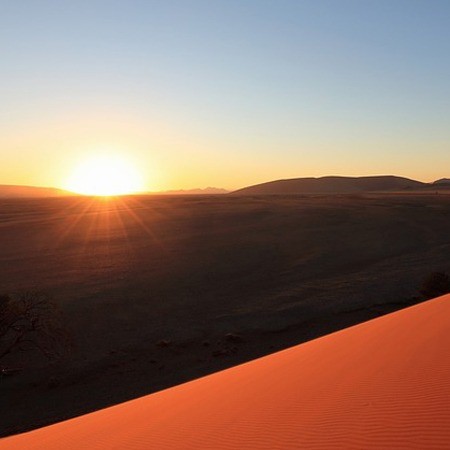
<box><xmin>1</xmin><ymin>193</ymin><xmax>449</xmax><ymax>436</ymax></box>
<box><xmin>3</xmin><ymin>294</ymin><xmax>450</xmax><ymax>449</ymax></box>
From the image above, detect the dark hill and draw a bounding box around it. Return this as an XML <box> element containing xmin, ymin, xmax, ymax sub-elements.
<box><xmin>433</xmin><ymin>178</ymin><xmax>450</xmax><ymax>186</ymax></box>
<box><xmin>231</xmin><ymin>176</ymin><xmax>425</xmax><ymax>195</ymax></box>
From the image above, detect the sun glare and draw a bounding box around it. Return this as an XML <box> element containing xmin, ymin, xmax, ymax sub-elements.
<box><xmin>66</xmin><ymin>154</ymin><xmax>144</xmax><ymax>196</ymax></box>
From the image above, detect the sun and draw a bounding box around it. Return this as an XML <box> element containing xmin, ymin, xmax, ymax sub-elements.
<box><xmin>66</xmin><ymin>154</ymin><xmax>145</xmax><ymax>196</ymax></box>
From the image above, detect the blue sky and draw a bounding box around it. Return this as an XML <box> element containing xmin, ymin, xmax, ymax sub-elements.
<box><xmin>1</xmin><ymin>0</ymin><xmax>449</xmax><ymax>190</ymax></box>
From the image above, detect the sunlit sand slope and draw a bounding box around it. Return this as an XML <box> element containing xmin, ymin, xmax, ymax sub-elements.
<box><xmin>3</xmin><ymin>294</ymin><xmax>450</xmax><ymax>449</ymax></box>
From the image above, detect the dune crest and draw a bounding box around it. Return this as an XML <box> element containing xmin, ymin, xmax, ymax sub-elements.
<box><xmin>3</xmin><ymin>294</ymin><xmax>450</xmax><ymax>449</ymax></box>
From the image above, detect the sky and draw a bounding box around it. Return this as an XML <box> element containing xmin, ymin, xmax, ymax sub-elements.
<box><xmin>1</xmin><ymin>0</ymin><xmax>449</xmax><ymax>191</ymax></box>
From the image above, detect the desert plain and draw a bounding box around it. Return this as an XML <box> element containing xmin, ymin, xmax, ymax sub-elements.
<box><xmin>1</xmin><ymin>192</ymin><xmax>449</xmax><ymax>436</ymax></box>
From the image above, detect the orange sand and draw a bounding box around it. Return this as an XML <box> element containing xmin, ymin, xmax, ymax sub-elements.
<box><xmin>3</xmin><ymin>294</ymin><xmax>450</xmax><ymax>449</ymax></box>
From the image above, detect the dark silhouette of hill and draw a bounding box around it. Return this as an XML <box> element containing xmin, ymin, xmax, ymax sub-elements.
<box><xmin>231</xmin><ymin>175</ymin><xmax>426</xmax><ymax>195</ymax></box>
<box><xmin>0</xmin><ymin>185</ymin><xmax>74</xmax><ymax>198</ymax></box>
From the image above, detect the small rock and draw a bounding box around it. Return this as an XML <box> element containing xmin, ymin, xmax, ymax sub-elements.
<box><xmin>225</xmin><ymin>333</ymin><xmax>244</xmax><ymax>343</ymax></box>
<box><xmin>156</xmin><ymin>339</ymin><xmax>172</xmax><ymax>348</ymax></box>
<box><xmin>47</xmin><ymin>376</ymin><xmax>60</xmax><ymax>389</ymax></box>
<box><xmin>212</xmin><ymin>349</ymin><xmax>230</xmax><ymax>357</ymax></box>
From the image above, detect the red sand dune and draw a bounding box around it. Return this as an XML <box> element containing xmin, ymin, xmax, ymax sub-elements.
<box><xmin>3</xmin><ymin>294</ymin><xmax>450</xmax><ymax>449</ymax></box>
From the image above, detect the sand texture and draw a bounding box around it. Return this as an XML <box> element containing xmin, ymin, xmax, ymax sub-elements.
<box><xmin>3</xmin><ymin>293</ymin><xmax>449</xmax><ymax>449</ymax></box>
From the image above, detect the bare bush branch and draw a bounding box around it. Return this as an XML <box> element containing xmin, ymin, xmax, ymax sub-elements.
<box><xmin>0</xmin><ymin>291</ymin><xmax>72</xmax><ymax>367</ymax></box>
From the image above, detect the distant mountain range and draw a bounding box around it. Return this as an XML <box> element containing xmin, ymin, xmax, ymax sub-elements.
<box><xmin>231</xmin><ymin>176</ymin><xmax>450</xmax><ymax>195</ymax></box>
<box><xmin>1</xmin><ymin>176</ymin><xmax>449</xmax><ymax>198</ymax></box>
<box><xmin>0</xmin><ymin>185</ymin><xmax>229</xmax><ymax>198</ymax></box>
<box><xmin>148</xmin><ymin>187</ymin><xmax>229</xmax><ymax>195</ymax></box>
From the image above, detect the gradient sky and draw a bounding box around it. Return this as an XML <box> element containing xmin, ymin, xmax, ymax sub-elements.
<box><xmin>1</xmin><ymin>0</ymin><xmax>449</xmax><ymax>191</ymax></box>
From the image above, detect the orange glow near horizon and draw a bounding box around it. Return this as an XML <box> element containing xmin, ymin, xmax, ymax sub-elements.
<box><xmin>65</xmin><ymin>154</ymin><xmax>145</xmax><ymax>196</ymax></box>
